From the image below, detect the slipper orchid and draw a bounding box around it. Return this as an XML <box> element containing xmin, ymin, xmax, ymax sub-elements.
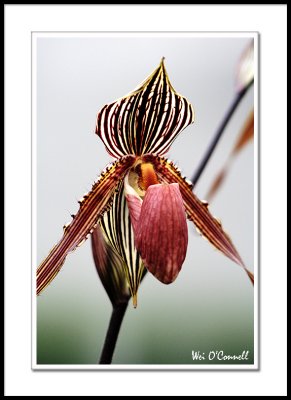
<box><xmin>37</xmin><ymin>58</ymin><xmax>253</xmax><ymax>306</ymax></box>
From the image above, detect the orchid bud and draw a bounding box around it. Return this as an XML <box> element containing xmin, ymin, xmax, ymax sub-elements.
<box><xmin>236</xmin><ymin>40</ymin><xmax>254</xmax><ymax>93</ymax></box>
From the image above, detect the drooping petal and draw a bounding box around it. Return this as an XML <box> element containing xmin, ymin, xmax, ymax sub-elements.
<box><xmin>205</xmin><ymin>168</ymin><xmax>228</xmax><ymax>203</ymax></box>
<box><xmin>99</xmin><ymin>181</ymin><xmax>146</xmax><ymax>307</ymax></box>
<box><xmin>91</xmin><ymin>225</ymin><xmax>131</xmax><ymax>307</ymax></box>
<box><xmin>126</xmin><ymin>183</ymin><xmax>188</xmax><ymax>284</ymax></box>
<box><xmin>95</xmin><ymin>58</ymin><xmax>194</xmax><ymax>158</ymax></box>
<box><xmin>232</xmin><ymin>109</ymin><xmax>254</xmax><ymax>156</ymax></box>
<box><xmin>37</xmin><ymin>155</ymin><xmax>136</xmax><ymax>295</ymax></box>
<box><xmin>144</xmin><ymin>154</ymin><xmax>254</xmax><ymax>284</ymax></box>
<box><xmin>206</xmin><ymin>109</ymin><xmax>254</xmax><ymax>201</ymax></box>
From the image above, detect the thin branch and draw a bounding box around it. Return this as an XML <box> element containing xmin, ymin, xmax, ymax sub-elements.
<box><xmin>191</xmin><ymin>79</ymin><xmax>254</xmax><ymax>186</ymax></box>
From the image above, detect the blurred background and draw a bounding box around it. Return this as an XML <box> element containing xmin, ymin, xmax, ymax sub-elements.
<box><xmin>36</xmin><ymin>35</ymin><xmax>254</xmax><ymax>365</ymax></box>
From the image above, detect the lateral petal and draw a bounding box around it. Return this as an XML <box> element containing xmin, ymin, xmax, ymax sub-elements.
<box><xmin>95</xmin><ymin>58</ymin><xmax>194</xmax><ymax>158</ymax></box>
<box><xmin>37</xmin><ymin>155</ymin><xmax>136</xmax><ymax>295</ymax></box>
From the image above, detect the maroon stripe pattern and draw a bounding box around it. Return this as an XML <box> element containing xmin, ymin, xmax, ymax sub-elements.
<box><xmin>99</xmin><ymin>182</ymin><xmax>145</xmax><ymax>307</ymax></box>
<box><xmin>95</xmin><ymin>58</ymin><xmax>194</xmax><ymax>158</ymax></box>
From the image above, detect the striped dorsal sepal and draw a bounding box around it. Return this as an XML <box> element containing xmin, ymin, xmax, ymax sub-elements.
<box><xmin>95</xmin><ymin>58</ymin><xmax>195</xmax><ymax>158</ymax></box>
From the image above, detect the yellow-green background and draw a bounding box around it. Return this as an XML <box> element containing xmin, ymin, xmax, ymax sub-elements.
<box><xmin>37</xmin><ymin>36</ymin><xmax>254</xmax><ymax>365</ymax></box>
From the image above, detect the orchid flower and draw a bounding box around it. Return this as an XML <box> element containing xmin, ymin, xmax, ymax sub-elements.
<box><xmin>37</xmin><ymin>59</ymin><xmax>253</xmax><ymax>307</ymax></box>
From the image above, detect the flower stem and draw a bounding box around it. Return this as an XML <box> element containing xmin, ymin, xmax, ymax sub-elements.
<box><xmin>99</xmin><ymin>301</ymin><xmax>129</xmax><ymax>364</ymax></box>
<box><xmin>191</xmin><ymin>79</ymin><xmax>254</xmax><ymax>186</ymax></box>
